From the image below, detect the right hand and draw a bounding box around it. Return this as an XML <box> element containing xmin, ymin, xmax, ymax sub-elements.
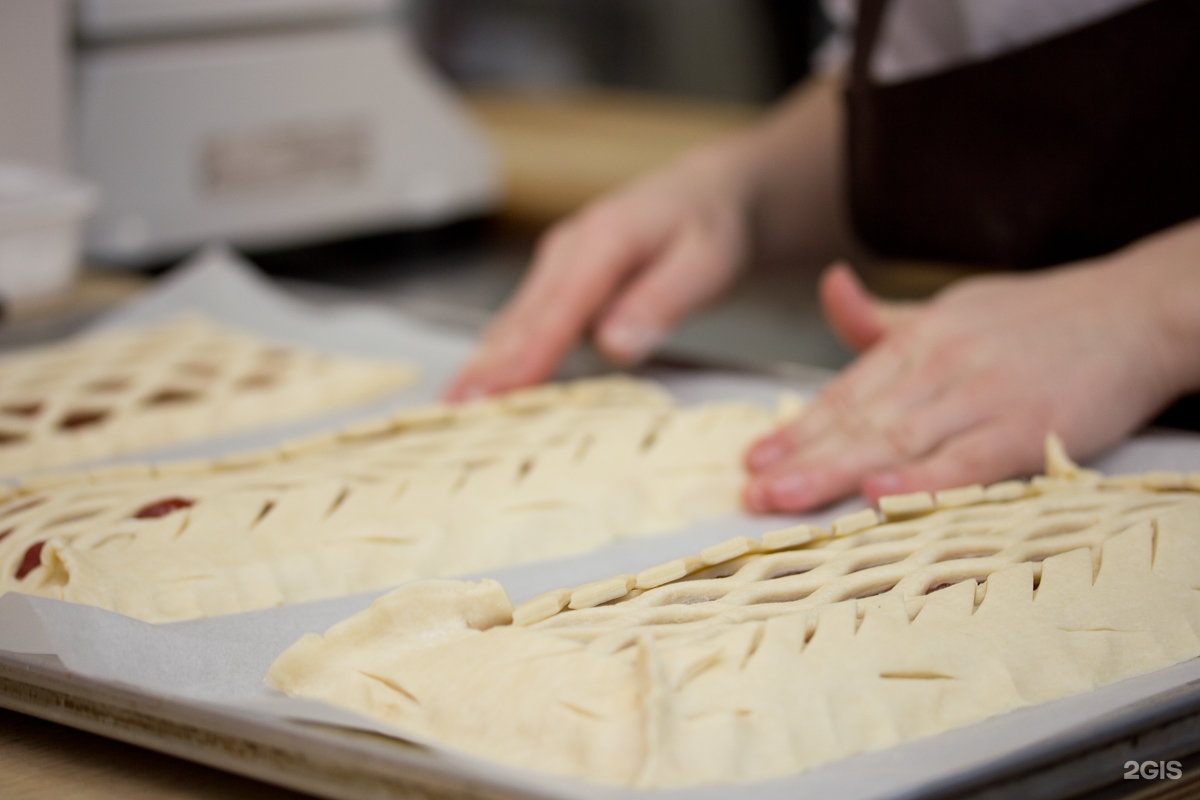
<box><xmin>446</xmin><ymin>145</ymin><xmax>757</xmax><ymax>401</ymax></box>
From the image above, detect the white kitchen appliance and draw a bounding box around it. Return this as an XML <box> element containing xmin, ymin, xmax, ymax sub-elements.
<box><xmin>76</xmin><ymin>0</ymin><xmax>497</xmax><ymax>265</ymax></box>
<box><xmin>0</xmin><ymin>163</ymin><xmax>95</xmax><ymax>303</ymax></box>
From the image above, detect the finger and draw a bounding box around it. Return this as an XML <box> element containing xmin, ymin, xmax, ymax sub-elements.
<box><xmin>492</xmin><ymin>222</ymin><xmax>648</xmax><ymax>377</ymax></box>
<box><xmin>595</xmin><ymin>225</ymin><xmax>739</xmax><ymax>364</ymax></box>
<box><xmin>860</xmin><ymin>419</ymin><xmax>1046</xmax><ymax>505</ymax></box>
<box><xmin>819</xmin><ymin>262</ymin><xmax>921</xmax><ymax>352</ymax></box>
<box><xmin>812</xmin><ymin>382</ymin><xmax>991</xmax><ymax>467</ymax></box>
<box><xmin>820</xmin><ymin>262</ymin><xmax>884</xmax><ymax>351</ymax></box>
<box><xmin>743</xmin><ymin>452</ymin><xmax>868</xmax><ymax>513</ymax></box>
<box><xmin>444</xmin><ymin>370</ymin><xmax>489</xmax><ymax>403</ymax></box>
<box><xmin>746</xmin><ymin>340</ymin><xmax>925</xmax><ymax>472</ymax></box>
<box><xmin>745</xmin><ymin>362</ymin><xmax>899</xmax><ymax>474</ymax></box>
<box><xmin>446</xmin><ymin>213</ymin><xmax>661</xmax><ymax>399</ymax></box>
<box><xmin>745</xmin><ymin>426</ymin><xmax>797</xmax><ymax>471</ymax></box>
<box><xmin>762</xmin><ymin>285</ymin><xmax>997</xmax><ymax>467</ymax></box>
<box><xmin>744</xmin><ymin>378</ymin><xmax>994</xmax><ymax>512</ymax></box>
<box><xmin>746</xmin><ymin>421</ymin><xmax>916</xmax><ymax>512</ymax></box>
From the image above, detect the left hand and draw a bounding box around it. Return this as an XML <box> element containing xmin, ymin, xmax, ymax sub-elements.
<box><xmin>743</xmin><ymin>260</ymin><xmax>1183</xmax><ymax>512</ymax></box>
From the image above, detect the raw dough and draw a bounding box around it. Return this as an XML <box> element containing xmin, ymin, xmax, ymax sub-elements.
<box><xmin>0</xmin><ymin>376</ymin><xmax>790</xmax><ymax>621</ymax></box>
<box><xmin>267</xmin><ymin>441</ymin><xmax>1200</xmax><ymax>788</ymax></box>
<box><xmin>0</xmin><ymin>315</ymin><xmax>415</xmax><ymax>476</ymax></box>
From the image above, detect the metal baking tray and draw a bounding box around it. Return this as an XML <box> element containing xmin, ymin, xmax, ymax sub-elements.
<box><xmin>5</xmin><ymin>249</ymin><xmax>1200</xmax><ymax>799</ymax></box>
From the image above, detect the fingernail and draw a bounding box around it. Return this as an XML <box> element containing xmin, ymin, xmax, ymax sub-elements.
<box><xmin>449</xmin><ymin>382</ymin><xmax>489</xmax><ymax>403</ymax></box>
<box><xmin>743</xmin><ymin>481</ymin><xmax>770</xmax><ymax>513</ymax></box>
<box><xmin>462</xmin><ymin>386</ymin><xmax>489</xmax><ymax>401</ymax></box>
<box><xmin>488</xmin><ymin>332</ymin><xmax>525</xmax><ymax>361</ymax></box>
<box><xmin>748</xmin><ymin>437</ymin><xmax>791</xmax><ymax>471</ymax></box>
<box><xmin>766</xmin><ymin>473</ymin><xmax>809</xmax><ymax>506</ymax></box>
<box><xmin>601</xmin><ymin>323</ymin><xmax>661</xmax><ymax>364</ymax></box>
<box><xmin>866</xmin><ymin>472</ymin><xmax>903</xmax><ymax>498</ymax></box>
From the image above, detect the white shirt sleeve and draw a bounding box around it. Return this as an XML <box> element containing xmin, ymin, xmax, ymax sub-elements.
<box><xmin>813</xmin><ymin>0</ymin><xmax>1147</xmax><ymax>84</ymax></box>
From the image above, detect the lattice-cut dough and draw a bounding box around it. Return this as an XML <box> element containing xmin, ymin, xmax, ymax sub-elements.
<box><xmin>0</xmin><ymin>315</ymin><xmax>416</xmax><ymax>475</ymax></box>
<box><xmin>267</xmin><ymin>454</ymin><xmax>1200</xmax><ymax>789</ymax></box>
<box><xmin>0</xmin><ymin>377</ymin><xmax>787</xmax><ymax>622</ymax></box>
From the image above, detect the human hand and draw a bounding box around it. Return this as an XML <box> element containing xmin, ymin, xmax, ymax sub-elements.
<box><xmin>446</xmin><ymin>145</ymin><xmax>756</xmax><ymax>401</ymax></box>
<box><xmin>743</xmin><ymin>260</ymin><xmax>1182</xmax><ymax>512</ymax></box>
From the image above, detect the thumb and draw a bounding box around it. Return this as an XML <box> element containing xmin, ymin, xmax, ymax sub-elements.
<box><xmin>596</xmin><ymin>229</ymin><xmax>736</xmax><ymax>365</ymax></box>
<box><xmin>818</xmin><ymin>262</ymin><xmax>917</xmax><ymax>352</ymax></box>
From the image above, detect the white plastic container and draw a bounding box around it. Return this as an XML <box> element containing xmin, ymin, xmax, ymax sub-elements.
<box><xmin>0</xmin><ymin>163</ymin><xmax>96</xmax><ymax>302</ymax></box>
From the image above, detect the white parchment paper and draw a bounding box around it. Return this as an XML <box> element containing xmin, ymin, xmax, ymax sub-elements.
<box><xmin>3</xmin><ymin>247</ymin><xmax>1200</xmax><ymax>799</ymax></box>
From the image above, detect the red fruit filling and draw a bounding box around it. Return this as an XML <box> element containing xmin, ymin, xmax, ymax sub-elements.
<box><xmin>133</xmin><ymin>497</ymin><xmax>195</xmax><ymax>519</ymax></box>
<box><xmin>15</xmin><ymin>540</ymin><xmax>45</xmax><ymax>580</ymax></box>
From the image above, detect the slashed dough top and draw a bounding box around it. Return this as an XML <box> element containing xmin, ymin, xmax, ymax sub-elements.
<box><xmin>0</xmin><ymin>315</ymin><xmax>416</xmax><ymax>476</ymax></box>
<box><xmin>0</xmin><ymin>377</ymin><xmax>789</xmax><ymax>621</ymax></box>
<box><xmin>267</xmin><ymin>442</ymin><xmax>1200</xmax><ymax>788</ymax></box>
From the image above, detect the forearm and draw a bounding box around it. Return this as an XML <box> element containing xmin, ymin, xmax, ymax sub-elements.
<box><xmin>1099</xmin><ymin>217</ymin><xmax>1200</xmax><ymax>401</ymax></box>
<box><xmin>689</xmin><ymin>76</ymin><xmax>855</xmax><ymax>270</ymax></box>
<box><xmin>746</xmin><ymin>76</ymin><xmax>856</xmax><ymax>266</ymax></box>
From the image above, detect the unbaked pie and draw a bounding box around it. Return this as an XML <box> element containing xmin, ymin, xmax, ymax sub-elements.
<box><xmin>268</xmin><ymin>439</ymin><xmax>1200</xmax><ymax>788</ymax></box>
<box><xmin>0</xmin><ymin>377</ymin><xmax>789</xmax><ymax>621</ymax></box>
<box><xmin>0</xmin><ymin>316</ymin><xmax>415</xmax><ymax>475</ymax></box>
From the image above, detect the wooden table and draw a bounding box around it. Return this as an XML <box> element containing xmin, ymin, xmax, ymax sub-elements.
<box><xmin>0</xmin><ymin>270</ymin><xmax>146</xmax><ymax>350</ymax></box>
<box><xmin>0</xmin><ymin>708</ymin><xmax>310</xmax><ymax>800</ymax></box>
<box><xmin>465</xmin><ymin>87</ymin><xmax>760</xmax><ymax>227</ymax></box>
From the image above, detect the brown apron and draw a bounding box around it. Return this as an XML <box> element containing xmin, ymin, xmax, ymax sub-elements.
<box><xmin>846</xmin><ymin>0</ymin><xmax>1200</xmax><ymax>268</ymax></box>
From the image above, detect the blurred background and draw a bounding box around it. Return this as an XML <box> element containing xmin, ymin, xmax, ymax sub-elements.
<box><xmin>3</xmin><ymin>0</ymin><xmax>944</xmax><ymax>371</ymax></box>
<box><xmin>408</xmin><ymin>0</ymin><xmax>827</xmax><ymax>103</ymax></box>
